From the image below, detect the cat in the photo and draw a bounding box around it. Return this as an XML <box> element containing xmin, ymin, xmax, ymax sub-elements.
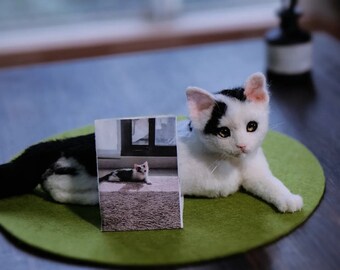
<box><xmin>0</xmin><ymin>72</ymin><xmax>303</xmax><ymax>212</ymax></box>
<box><xmin>99</xmin><ymin>161</ymin><xmax>150</xmax><ymax>184</ymax></box>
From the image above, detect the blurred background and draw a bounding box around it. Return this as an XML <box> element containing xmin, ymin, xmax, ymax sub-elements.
<box><xmin>0</xmin><ymin>0</ymin><xmax>278</xmax><ymax>29</ymax></box>
<box><xmin>0</xmin><ymin>0</ymin><xmax>339</xmax><ymax>67</ymax></box>
<box><xmin>0</xmin><ymin>1</ymin><xmax>340</xmax><ymax>270</ymax></box>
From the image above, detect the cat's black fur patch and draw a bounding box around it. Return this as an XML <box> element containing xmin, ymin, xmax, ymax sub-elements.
<box><xmin>188</xmin><ymin>121</ymin><xmax>193</xmax><ymax>132</ymax></box>
<box><xmin>218</xmin><ymin>87</ymin><xmax>246</xmax><ymax>102</ymax></box>
<box><xmin>116</xmin><ymin>170</ymin><xmax>134</xmax><ymax>181</ymax></box>
<box><xmin>100</xmin><ymin>169</ymin><xmax>145</xmax><ymax>183</ymax></box>
<box><xmin>204</xmin><ymin>101</ymin><xmax>227</xmax><ymax>135</ymax></box>
<box><xmin>0</xmin><ymin>133</ymin><xmax>96</xmax><ymax>198</ymax></box>
<box><xmin>42</xmin><ymin>166</ymin><xmax>78</xmax><ymax>180</ymax></box>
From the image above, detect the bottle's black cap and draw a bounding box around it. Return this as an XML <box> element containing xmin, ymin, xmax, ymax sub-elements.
<box><xmin>278</xmin><ymin>0</ymin><xmax>302</xmax><ymax>31</ymax></box>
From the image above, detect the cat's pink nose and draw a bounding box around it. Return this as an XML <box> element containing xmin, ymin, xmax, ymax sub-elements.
<box><xmin>237</xmin><ymin>144</ymin><xmax>246</xmax><ymax>151</ymax></box>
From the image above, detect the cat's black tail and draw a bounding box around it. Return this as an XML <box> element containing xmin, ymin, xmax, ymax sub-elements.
<box><xmin>99</xmin><ymin>172</ymin><xmax>113</xmax><ymax>182</ymax></box>
<box><xmin>0</xmin><ymin>140</ymin><xmax>65</xmax><ymax>198</ymax></box>
<box><xmin>0</xmin><ymin>162</ymin><xmax>42</xmax><ymax>198</ymax></box>
<box><xmin>0</xmin><ymin>134</ymin><xmax>96</xmax><ymax>199</ymax></box>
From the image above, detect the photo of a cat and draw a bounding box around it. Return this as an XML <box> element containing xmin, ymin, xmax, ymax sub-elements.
<box><xmin>95</xmin><ymin>116</ymin><xmax>183</xmax><ymax>232</ymax></box>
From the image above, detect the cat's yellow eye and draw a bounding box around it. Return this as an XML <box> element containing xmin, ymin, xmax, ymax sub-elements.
<box><xmin>217</xmin><ymin>127</ymin><xmax>230</xmax><ymax>138</ymax></box>
<box><xmin>247</xmin><ymin>121</ymin><xmax>258</xmax><ymax>132</ymax></box>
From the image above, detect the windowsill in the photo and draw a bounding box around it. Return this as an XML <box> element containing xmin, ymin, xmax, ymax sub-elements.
<box><xmin>98</xmin><ymin>157</ymin><xmax>178</xmax><ymax>170</ymax></box>
<box><xmin>0</xmin><ymin>3</ymin><xmax>278</xmax><ymax>68</ymax></box>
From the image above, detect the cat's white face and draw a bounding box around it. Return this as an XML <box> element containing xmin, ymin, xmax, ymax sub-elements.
<box><xmin>187</xmin><ymin>73</ymin><xmax>269</xmax><ymax>158</ymax></box>
<box><xmin>134</xmin><ymin>161</ymin><xmax>149</xmax><ymax>176</ymax></box>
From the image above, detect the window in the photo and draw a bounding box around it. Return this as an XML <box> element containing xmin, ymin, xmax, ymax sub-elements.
<box><xmin>121</xmin><ymin>117</ymin><xmax>177</xmax><ymax>157</ymax></box>
<box><xmin>132</xmin><ymin>118</ymin><xmax>149</xmax><ymax>145</ymax></box>
<box><xmin>155</xmin><ymin>117</ymin><xmax>176</xmax><ymax>146</ymax></box>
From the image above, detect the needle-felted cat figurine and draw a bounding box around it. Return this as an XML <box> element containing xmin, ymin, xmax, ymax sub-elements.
<box><xmin>99</xmin><ymin>161</ymin><xmax>150</xmax><ymax>184</ymax></box>
<box><xmin>178</xmin><ymin>72</ymin><xmax>303</xmax><ymax>212</ymax></box>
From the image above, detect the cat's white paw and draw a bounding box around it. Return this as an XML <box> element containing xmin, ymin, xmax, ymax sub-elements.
<box><xmin>276</xmin><ymin>193</ymin><xmax>303</xmax><ymax>213</ymax></box>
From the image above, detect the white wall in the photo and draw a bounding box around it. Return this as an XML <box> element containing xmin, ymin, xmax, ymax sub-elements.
<box><xmin>95</xmin><ymin>119</ymin><xmax>121</xmax><ymax>158</ymax></box>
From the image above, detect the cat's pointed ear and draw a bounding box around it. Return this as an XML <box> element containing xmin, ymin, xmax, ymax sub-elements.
<box><xmin>244</xmin><ymin>73</ymin><xmax>269</xmax><ymax>103</ymax></box>
<box><xmin>186</xmin><ymin>87</ymin><xmax>215</xmax><ymax>127</ymax></box>
<box><xmin>133</xmin><ymin>164</ymin><xmax>138</xmax><ymax>169</ymax></box>
<box><xmin>143</xmin><ymin>161</ymin><xmax>148</xmax><ymax>167</ymax></box>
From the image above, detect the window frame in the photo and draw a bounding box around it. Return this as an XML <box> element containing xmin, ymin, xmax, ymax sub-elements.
<box><xmin>121</xmin><ymin>118</ymin><xmax>177</xmax><ymax>157</ymax></box>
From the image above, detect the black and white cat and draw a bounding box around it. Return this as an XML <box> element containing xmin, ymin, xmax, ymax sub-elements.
<box><xmin>178</xmin><ymin>72</ymin><xmax>303</xmax><ymax>213</ymax></box>
<box><xmin>0</xmin><ymin>72</ymin><xmax>303</xmax><ymax>212</ymax></box>
<box><xmin>99</xmin><ymin>161</ymin><xmax>150</xmax><ymax>184</ymax></box>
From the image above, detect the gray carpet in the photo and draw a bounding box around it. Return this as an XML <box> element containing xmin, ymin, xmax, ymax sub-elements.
<box><xmin>101</xmin><ymin>191</ymin><xmax>181</xmax><ymax>231</ymax></box>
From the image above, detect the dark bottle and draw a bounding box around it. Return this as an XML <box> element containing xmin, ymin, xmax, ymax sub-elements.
<box><xmin>265</xmin><ymin>0</ymin><xmax>312</xmax><ymax>84</ymax></box>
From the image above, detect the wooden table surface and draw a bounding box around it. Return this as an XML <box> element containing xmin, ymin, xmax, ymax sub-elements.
<box><xmin>0</xmin><ymin>32</ymin><xmax>339</xmax><ymax>270</ymax></box>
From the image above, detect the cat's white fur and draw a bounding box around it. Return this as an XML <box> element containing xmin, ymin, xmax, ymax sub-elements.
<box><xmin>177</xmin><ymin>72</ymin><xmax>303</xmax><ymax>213</ymax></box>
<box><xmin>42</xmin><ymin>157</ymin><xmax>98</xmax><ymax>205</ymax></box>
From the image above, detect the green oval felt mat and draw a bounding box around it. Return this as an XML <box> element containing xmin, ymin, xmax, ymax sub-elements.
<box><xmin>0</xmin><ymin>126</ymin><xmax>325</xmax><ymax>267</ymax></box>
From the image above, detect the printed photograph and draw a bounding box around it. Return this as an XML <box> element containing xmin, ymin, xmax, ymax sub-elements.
<box><xmin>95</xmin><ymin>116</ymin><xmax>183</xmax><ymax>231</ymax></box>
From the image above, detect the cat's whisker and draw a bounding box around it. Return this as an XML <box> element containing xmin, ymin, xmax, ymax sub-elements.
<box><xmin>210</xmin><ymin>163</ymin><xmax>219</xmax><ymax>174</ymax></box>
<box><xmin>209</xmin><ymin>152</ymin><xmax>226</xmax><ymax>174</ymax></box>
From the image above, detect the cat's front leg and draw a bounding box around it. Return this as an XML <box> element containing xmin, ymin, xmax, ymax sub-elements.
<box><xmin>144</xmin><ymin>177</ymin><xmax>152</xmax><ymax>185</ymax></box>
<box><xmin>241</xmin><ymin>149</ymin><xmax>303</xmax><ymax>213</ymax></box>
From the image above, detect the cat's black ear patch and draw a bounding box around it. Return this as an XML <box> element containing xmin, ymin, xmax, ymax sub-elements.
<box><xmin>218</xmin><ymin>88</ymin><xmax>246</xmax><ymax>102</ymax></box>
<box><xmin>204</xmin><ymin>101</ymin><xmax>227</xmax><ymax>135</ymax></box>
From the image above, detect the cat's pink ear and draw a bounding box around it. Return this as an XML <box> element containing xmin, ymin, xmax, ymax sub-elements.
<box><xmin>143</xmin><ymin>161</ymin><xmax>148</xmax><ymax>167</ymax></box>
<box><xmin>133</xmin><ymin>164</ymin><xmax>138</xmax><ymax>169</ymax></box>
<box><xmin>186</xmin><ymin>87</ymin><xmax>215</xmax><ymax>121</ymax></box>
<box><xmin>244</xmin><ymin>73</ymin><xmax>269</xmax><ymax>103</ymax></box>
